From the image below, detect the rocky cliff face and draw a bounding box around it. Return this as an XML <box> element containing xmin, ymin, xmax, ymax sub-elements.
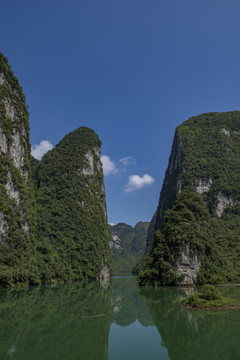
<box><xmin>142</xmin><ymin>112</ymin><xmax>240</xmax><ymax>285</ymax></box>
<box><xmin>0</xmin><ymin>53</ymin><xmax>111</xmax><ymax>286</ymax></box>
<box><xmin>34</xmin><ymin>127</ymin><xmax>111</xmax><ymax>282</ymax></box>
<box><xmin>0</xmin><ymin>53</ymin><xmax>38</xmax><ymax>286</ymax></box>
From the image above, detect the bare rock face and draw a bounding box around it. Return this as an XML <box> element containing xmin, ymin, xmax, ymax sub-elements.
<box><xmin>5</xmin><ymin>172</ymin><xmax>20</xmax><ymax>205</ymax></box>
<box><xmin>196</xmin><ymin>178</ymin><xmax>213</xmax><ymax>194</ymax></box>
<box><xmin>0</xmin><ymin>211</ymin><xmax>8</xmax><ymax>242</ymax></box>
<box><xmin>216</xmin><ymin>192</ymin><xmax>236</xmax><ymax>217</ymax></box>
<box><xmin>176</xmin><ymin>244</ymin><xmax>201</xmax><ymax>285</ymax></box>
<box><xmin>109</xmin><ymin>233</ymin><xmax>122</xmax><ymax>251</ymax></box>
<box><xmin>0</xmin><ymin>53</ymin><xmax>37</xmax><ymax>286</ymax></box>
<box><xmin>146</xmin><ymin>132</ymin><xmax>183</xmax><ymax>253</ymax></box>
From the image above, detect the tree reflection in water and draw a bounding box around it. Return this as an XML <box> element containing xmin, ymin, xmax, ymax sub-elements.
<box><xmin>0</xmin><ymin>281</ymin><xmax>111</xmax><ymax>360</ymax></box>
<box><xmin>140</xmin><ymin>286</ymin><xmax>240</xmax><ymax>360</ymax></box>
<box><xmin>1</xmin><ymin>278</ymin><xmax>239</xmax><ymax>360</ymax></box>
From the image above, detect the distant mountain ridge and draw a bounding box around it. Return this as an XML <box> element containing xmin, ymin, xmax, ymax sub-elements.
<box><xmin>109</xmin><ymin>221</ymin><xmax>149</xmax><ymax>275</ymax></box>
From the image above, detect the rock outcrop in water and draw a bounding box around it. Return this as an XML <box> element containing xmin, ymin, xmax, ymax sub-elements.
<box><xmin>0</xmin><ymin>52</ymin><xmax>111</xmax><ymax>286</ymax></box>
<box><xmin>140</xmin><ymin>112</ymin><xmax>240</xmax><ymax>285</ymax></box>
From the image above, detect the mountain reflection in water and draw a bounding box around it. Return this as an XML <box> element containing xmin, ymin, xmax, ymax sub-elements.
<box><xmin>0</xmin><ymin>278</ymin><xmax>240</xmax><ymax>359</ymax></box>
<box><xmin>0</xmin><ymin>281</ymin><xmax>111</xmax><ymax>360</ymax></box>
<box><xmin>140</xmin><ymin>286</ymin><xmax>240</xmax><ymax>360</ymax></box>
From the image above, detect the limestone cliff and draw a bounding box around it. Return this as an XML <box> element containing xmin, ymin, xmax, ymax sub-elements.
<box><xmin>141</xmin><ymin>112</ymin><xmax>240</xmax><ymax>285</ymax></box>
<box><xmin>34</xmin><ymin>127</ymin><xmax>111</xmax><ymax>282</ymax></box>
<box><xmin>0</xmin><ymin>53</ymin><xmax>38</xmax><ymax>286</ymax></box>
<box><xmin>0</xmin><ymin>53</ymin><xmax>111</xmax><ymax>286</ymax></box>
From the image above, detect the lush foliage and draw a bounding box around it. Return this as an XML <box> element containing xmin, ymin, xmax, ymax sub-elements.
<box><xmin>109</xmin><ymin>222</ymin><xmax>149</xmax><ymax>275</ymax></box>
<box><xmin>33</xmin><ymin>127</ymin><xmax>111</xmax><ymax>283</ymax></box>
<box><xmin>0</xmin><ymin>53</ymin><xmax>39</xmax><ymax>286</ymax></box>
<box><xmin>139</xmin><ymin>190</ymin><xmax>215</xmax><ymax>285</ymax></box>
<box><xmin>141</xmin><ymin>112</ymin><xmax>240</xmax><ymax>286</ymax></box>
<box><xmin>0</xmin><ymin>53</ymin><xmax>110</xmax><ymax>286</ymax></box>
<box><xmin>181</xmin><ymin>285</ymin><xmax>240</xmax><ymax>309</ymax></box>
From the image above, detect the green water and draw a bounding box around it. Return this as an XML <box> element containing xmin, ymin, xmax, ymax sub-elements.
<box><xmin>0</xmin><ymin>278</ymin><xmax>240</xmax><ymax>359</ymax></box>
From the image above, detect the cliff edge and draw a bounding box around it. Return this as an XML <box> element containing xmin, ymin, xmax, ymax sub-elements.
<box><xmin>140</xmin><ymin>112</ymin><xmax>240</xmax><ymax>285</ymax></box>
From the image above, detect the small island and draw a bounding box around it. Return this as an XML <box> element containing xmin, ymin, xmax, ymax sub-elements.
<box><xmin>181</xmin><ymin>285</ymin><xmax>240</xmax><ymax>310</ymax></box>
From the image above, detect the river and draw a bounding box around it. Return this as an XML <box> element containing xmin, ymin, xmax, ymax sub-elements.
<box><xmin>0</xmin><ymin>277</ymin><xmax>240</xmax><ymax>359</ymax></box>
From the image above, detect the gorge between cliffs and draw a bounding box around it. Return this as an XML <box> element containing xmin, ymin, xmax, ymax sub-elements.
<box><xmin>1</xmin><ymin>51</ymin><xmax>240</xmax><ymax>359</ymax></box>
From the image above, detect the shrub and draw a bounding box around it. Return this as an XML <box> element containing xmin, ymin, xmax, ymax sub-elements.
<box><xmin>200</xmin><ymin>285</ymin><xmax>221</xmax><ymax>301</ymax></box>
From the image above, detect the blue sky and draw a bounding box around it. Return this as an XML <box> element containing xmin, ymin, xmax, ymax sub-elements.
<box><xmin>1</xmin><ymin>0</ymin><xmax>240</xmax><ymax>226</ymax></box>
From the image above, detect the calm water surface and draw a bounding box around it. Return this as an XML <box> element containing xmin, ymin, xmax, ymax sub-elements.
<box><xmin>0</xmin><ymin>277</ymin><xmax>240</xmax><ymax>359</ymax></box>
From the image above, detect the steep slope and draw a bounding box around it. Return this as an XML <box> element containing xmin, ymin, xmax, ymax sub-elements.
<box><xmin>34</xmin><ymin>127</ymin><xmax>111</xmax><ymax>282</ymax></box>
<box><xmin>0</xmin><ymin>53</ymin><xmax>39</xmax><ymax>286</ymax></box>
<box><xmin>140</xmin><ymin>111</ymin><xmax>240</xmax><ymax>285</ymax></box>
<box><xmin>109</xmin><ymin>222</ymin><xmax>149</xmax><ymax>275</ymax></box>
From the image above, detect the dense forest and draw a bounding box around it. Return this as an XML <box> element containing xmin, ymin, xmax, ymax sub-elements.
<box><xmin>0</xmin><ymin>53</ymin><xmax>110</xmax><ymax>286</ymax></box>
<box><xmin>109</xmin><ymin>222</ymin><xmax>149</xmax><ymax>275</ymax></box>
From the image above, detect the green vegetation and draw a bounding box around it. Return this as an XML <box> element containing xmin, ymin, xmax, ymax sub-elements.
<box><xmin>139</xmin><ymin>190</ymin><xmax>213</xmax><ymax>285</ymax></box>
<box><xmin>141</xmin><ymin>112</ymin><xmax>240</xmax><ymax>286</ymax></box>
<box><xmin>181</xmin><ymin>285</ymin><xmax>240</xmax><ymax>309</ymax></box>
<box><xmin>33</xmin><ymin>127</ymin><xmax>111</xmax><ymax>283</ymax></box>
<box><xmin>0</xmin><ymin>53</ymin><xmax>39</xmax><ymax>286</ymax></box>
<box><xmin>109</xmin><ymin>222</ymin><xmax>149</xmax><ymax>275</ymax></box>
<box><xmin>0</xmin><ymin>52</ymin><xmax>111</xmax><ymax>286</ymax></box>
<box><xmin>140</xmin><ymin>285</ymin><xmax>240</xmax><ymax>360</ymax></box>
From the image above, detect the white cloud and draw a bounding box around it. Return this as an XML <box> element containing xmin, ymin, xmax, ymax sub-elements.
<box><xmin>119</xmin><ymin>156</ymin><xmax>136</xmax><ymax>166</ymax></box>
<box><xmin>109</xmin><ymin>222</ymin><xmax>116</xmax><ymax>226</ymax></box>
<box><xmin>124</xmin><ymin>174</ymin><xmax>155</xmax><ymax>193</ymax></box>
<box><xmin>101</xmin><ymin>155</ymin><xmax>118</xmax><ymax>176</ymax></box>
<box><xmin>31</xmin><ymin>140</ymin><xmax>54</xmax><ymax>160</ymax></box>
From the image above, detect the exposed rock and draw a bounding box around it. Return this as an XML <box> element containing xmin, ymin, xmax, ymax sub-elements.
<box><xmin>82</xmin><ymin>150</ymin><xmax>95</xmax><ymax>176</ymax></box>
<box><xmin>146</xmin><ymin>132</ymin><xmax>183</xmax><ymax>251</ymax></box>
<box><xmin>220</xmin><ymin>128</ymin><xmax>230</xmax><ymax>136</ymax></box>
<box><xmin>34</xmin><ymin>127</ymin><xmax>111</xmax><ymax>282</ymax></box>
<box><xmin>142</xmin><ymin>111</ymin><xmax>240</xmax><ymax>286</ymax></box>
<box><xmin>2</xmin><ymin>98</ymin><xmax>17</xmax><ymax>121</ymax></box>
<box><xmin>22</xmin><ymin>222</ymin><xmax>30</xmax><ymax>236</ymax></box>
<box><xmin>0</xmin><ymin>53</ymin><xmax>111</xmax><ymax>286</ymax></box>
<box><xmin>0</xmin><ymin>211</ymin><xmax>8</xmax><ymax>239</ymax></box>
<box><xmin>0</xmin><ymin>127</ymin><xmax>8</xmax><ymax>153</ymax></box>
<box><xmin>9</xmin><ymin>130</ymin><xmax>26</xmax><ymax>173</ymax></box>
<box><xmin>0</xmin><ymin>52</ymin><xmax>37</xmax><ymax>286</ymax></box>
<box><xmin>196</xmin><ymin>178</ymin><xmax>213</xmax><ymax>194</ymax></box>
<box><xmin>176</xmin><ymin>178</ymin><xmax>182</xmax><ymax>196</ymax></box>
<box><xmin>5</xmin><ymin>172</ymin><xmax>20</xmax><ymax>205</ymax></box>
<box><xmin>169</xmin><ymin>134</ymin><xmax>183</xmax><ymax>175</ymax></box>
<box><xmin>109</xmin><ymin>222</ymin><xmax>149</xmax><ymax>275</ymax></box>
<box><xmin>110</xmin><ymin>233</ymin><xmax>122</xmax><ymax>251</ymax></box>
<box><xmin>216</xmin><ymin>192</ymin><xmax>236</xmax><ymax>217</ymax></box>
<box><xmin>0</xmin><ymin>73</ymin><xmax>6</xmax><ymax>85</ymax></box>
<box><xmin>176</xmin><ymin>244</ymin><xmax>201</xmax><ymax>285</ymax></box>
<box><xmin>101</xmin><ymin>264</ymin><xmax>111</xmax><ymax>279</ymax></box>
